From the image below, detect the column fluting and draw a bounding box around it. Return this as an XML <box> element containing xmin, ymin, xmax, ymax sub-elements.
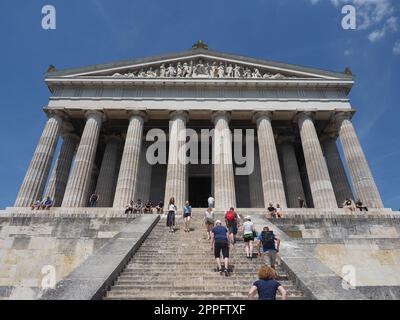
<box><xmin>62</xmin><ymin>111</ymin><xmax>104</xmax><ymax>207</ymax></box>
<box><xmin>14</xmin><ymin>112</ymin><xmax>64</xmax><ymax>207</ymax></box>
<box><xmin>254</xmin><ymin>112</ymin><xmax>287</xmax><ymax>208</ymax></box>
<box><xmin>296</xmin><ymin>112</ymin><xmax>337</xmax><ymax>208</ymax></box>
<box><xmin>212</xmin><ymin>111</ymin><xmax>236</xmax><ymax>210</ymax></box>
<box><xmin>336</xmin><ymin>112</ymin><xmax>384</xmax><ymax>208</ymax></box>
<box><xmin>113</xmin><ymin>111</ymin><xmax>146</xmax><ymax>208</ymax></box>
<box><xmin>164</xmin><ymin>111</ymin><xmax>188</xmax><ymax>210</ymax></box>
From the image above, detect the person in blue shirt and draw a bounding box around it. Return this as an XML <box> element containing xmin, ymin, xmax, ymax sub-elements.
<box><xmin>257</xmin><ymin>226</ymin><xmax>281</xmax><ymax>269</ymax></box>
<box><xmin>211</xmin><ymin>220</ymin><xmax>230</xmax><ymax>277</ymax></box>
<box><xmin>248</xmin><ymin>265</ymin><xmax>287</xmax><ymax>300</ymax></box>
<box><xmin>183</xmin><ymin>201</ymin><xmax>192</xmax><ymax>232</ymax></box>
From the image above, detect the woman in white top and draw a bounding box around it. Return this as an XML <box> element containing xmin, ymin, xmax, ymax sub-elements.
<box><xmin>242</xmin><ymin>216</ymin><xmax>256</xmax><ymax>259</ymax></box>
<box><xmin>204</xmin><ymin>207</ymin><xmax>215</xmax><ymax>240</ymax></box>
<box><xmin>166</xmin><ymin>197</ymin><xmax>177</xmax><ymax>233</ymax></box>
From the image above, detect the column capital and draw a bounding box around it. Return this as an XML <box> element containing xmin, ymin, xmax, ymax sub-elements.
<box><xmin>170</xmin><ymin>110</ymin><xmax>189</xmax><ymax>122</ymax></box>
<box><xmin>252</xmin><ymin>111</ymin><xmax>273</xmax><ymax>124</ymax></box>
<box><xmin>46</xmin><ymin>109</ymin><xmax>67</xmax><ymax>124</ymax></box>
<box><xmin>334</xmin><ymin>111</ymin><xmax>353</xmax><ymax>128</ymax></box>
<box><xmin>128</xmin><ymin>110</ymin><xmax>148</xmax><ymax>122</ymax></box>
<box><xmin>293</xmin><ymin>111</ymin><xmax>315</xmax><ymax>125</ymax></box>
<box><xmin>212</xmin><ymin>111</ymin><xmax>231</xmax><ymax>124</ymax></box>
<box><xmin>85</xmin><ymin>110</ymin><xmax>106</xmax><ymax>123</ymax></box>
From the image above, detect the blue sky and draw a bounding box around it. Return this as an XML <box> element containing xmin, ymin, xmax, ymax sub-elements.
<box><xmin>0</xmin><ymin>0</ymin><xmax>399</xmax><ymax>209</ymax></box>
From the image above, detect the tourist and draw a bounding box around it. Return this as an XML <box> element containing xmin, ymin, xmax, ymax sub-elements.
<box><xmin>31</xmin><ymin>199</ymin><xmax>41</xmax><ymax>210</ymax></box>
<box><xmin>225</xmin><ymin>207</ymin><xmax>240</xmax><ymax>245</ymax></box>
<box><xmin>267</xmin><ymin>203</ymin><xmax>277</xmax><ymax>218</ymax></box>
<box><xmin>257</xmin><ymin>226</ymin><xmax>280</xmax><ymax>269</ymax></box>
<box><xmin>207</xmin><ymin>195</ymin><xmax>215</xmax><ymax>209</ymax></box>
<box><xmin>41</xmin><ymin>197</ymin><xmax>53</xmax><ymax>210</ymax></box>
<box><xmin>89</xmin><ymin>192</ymin><xmax>99</xmax><ymax>208</ymax></box>
<box><xmin>143</xmin><ymin>200</ymin><xmax>153</xmax><ymax>214</ymax></box>
<box><xmin>298</xmin><ymin>196</ymin><xmax>305</xmax><ymax>208</ymax></box>
<box><xmin>166</xmin><ymin>197</ymin><xmax>177</xmax><ymax>233</ymax></box>
<box><xmin>183</xmin><ymin>200</ymin><xmax>192</xmax><ymax>232</ymax></box>
<box><xmin>248</xmin><ymin>265</ymin><xmax>287</xmax><ymax>300</ymax></box>
<box><xmin>125</xmin><ymin>200</ymin><xmax>134</xmax><ymax>214</ymax></box>
<box><xmin>242</xmin><ymin>216</ymin><xmax>256</xmax><ymax>259</ymax></box>
<box><xmin>343</xmin><ymin>198</ymin><xmax>356</xmax><ymax>212</ymax></box>
<box><xmin>356</xmin><ymin>199</ymin><xmax>368</xmax><ymax>212</ymax></box>
<box><xmin>133</xmin><ymin>199</ymin><xmax>143</xmax><ymax>214</ymax></box>
<box><xmin>211</xmin><ymin>220</ymin><xmax>230</xmax><ymax>276</ymax></box>
<box><xmin>204</xmin><ymin>207</ymin><xmax>215</xmax><ymax>240</ymax></box>
<box><xmin>156</xmin><ymin>200</ymin><xmax>164</xmax><ymax>214</ymax></box>
<box><xmin>276</xmin><ymin>204</ymin><xmax>284</xmax><ymax>218</ymax></box>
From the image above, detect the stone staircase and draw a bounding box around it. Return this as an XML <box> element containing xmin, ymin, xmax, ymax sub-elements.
<box><xmin>104</xmin><ymin>210</ymin><xmax>305</xmax><ymax>300</ymax></box>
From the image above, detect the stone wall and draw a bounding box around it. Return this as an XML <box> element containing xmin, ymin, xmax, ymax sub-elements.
<box><xmin>0</xmin><ymin>209</ymin><xmax>138</xmax><ymax>300</ymax></box>
<box><xmin>273</xmin><ymin>212</ymin><xmax>400</xmax><ymax>299</ymax></box>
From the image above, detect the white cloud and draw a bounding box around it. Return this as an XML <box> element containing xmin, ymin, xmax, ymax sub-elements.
<box><xmin>393</xmin><ymin>40</ymin><xmax>400</xmax><ymax>55</ymax></box>
<box><xmin>344</xmin><ymin>49</ymin><xmax>353</xmax><ymax>56</ymax></box>
<box><xmin>368</xmin><ymin>16</ymin><xmax>398</xmax><ymax>42</ymax></box>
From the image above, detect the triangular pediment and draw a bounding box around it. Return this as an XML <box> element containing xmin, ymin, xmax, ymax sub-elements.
<box><xmin>46</xmin><ymin>49</ymin><xmax>353</xmax><ymax>81</ymax></box>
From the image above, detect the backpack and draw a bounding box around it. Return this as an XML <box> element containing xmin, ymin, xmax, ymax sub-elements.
<box><xmin>261</xmin><ymin>231</ymin><xmax>275</xmax><ymax>248</ymax></box>
<box><xmin>226</xmin><ymin>210</ymin><xmax>235</xmax><ymax>223</ymax></box>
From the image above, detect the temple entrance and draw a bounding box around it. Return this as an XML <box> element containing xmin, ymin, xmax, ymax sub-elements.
<box><xmin>189</xmin><ymin>177</ymin><xmax>211</xmax><ymax>208</ymax></box>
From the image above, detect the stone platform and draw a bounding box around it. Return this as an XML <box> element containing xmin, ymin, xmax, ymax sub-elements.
<box><xmin>0</xmin><ymin>207</ymin><xmax>399</xmax><ymax>300</ymax></box>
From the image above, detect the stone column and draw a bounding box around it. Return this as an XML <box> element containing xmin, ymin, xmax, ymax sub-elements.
<box><xmin>113</xmin><ymin>111</ymin><xmax>146</xmax><ymax>208</ymax></box>
<box><xmin>45</xmin><ymin>132</ymin><xmax>79</xmax><ymax>207</ymax></box>
<box><xmin>335</xmin><ymin>112</ymin><xmax>384</xmax><ymax>208</ymax></box>
<box><xmin>253</xmin><ymin>112</ymin><xmax>287</xmax><ymax>208</ymax></box>
<box><xmin>248</xmin><ymin>143</ymin><xmax>264</xmax><ymax>208</ymax></box>
<box><xmin>321</xmin><ymin>134</ymin><xmax>354</xmax><ymax>207</ymax></box>
<box><xmin>88</xmin><ymin>163</ymin><xmax>99</xmax><ymax>202</ymax></box>
<box><xmin>212</xmin><ymin>111</ymin><xmax>236</xmax><ymax>210</ymax></box>
<box><xmin>296</xmin><ymin>112</ymin><xmax>337</xmax><ymax>208</ymax></box>
<box><xmin>279</xmin><ymin>137</ymin><xmax>306</xmax><ymax>208</ymax></box>
<box><xmin>135</xmin><ymin>141</ymin><xmax>153</xmax><ymax>202</ymax></box>
<box><xmin>95</xmin><ymin>135</ymin><xmax>122</xmax><ymax>207</ymax></box>
<box><xmin>164</xmin><ymin>111</ymin><xmax>188</xmax><ymax>210</ymax></box>
<box><xmin>62</xmin><ymin>111</ymin><xmax>104</xmax><ymax>207</ymax></box>
<box><xmin>15</xmin><ymin>112</ymin><xmax>64</xmax><ymax>207</ymax></box>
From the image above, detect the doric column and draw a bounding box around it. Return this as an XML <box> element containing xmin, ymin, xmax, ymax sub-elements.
<box><xmin>248</xmin><ymin>143</ymin><xmax>264</xmax><ymax>208</ymax></box>
<box><xmin>95</xmin><ymin>135</ymin><xmax>122</xmax><ymax>207</ymax></box>
<box><xmin>113</xmin><ymin>111</ymin><xmax>146</xmax><ymax>208</ymax></box>
<box><xmin>45</xmin><ymin>131</ymin><xmax>79</xmax><ymax>206</ymax></box>
<box><xmin>321</xmin><ymin>134</ymin><xmax>354</xmax><ymax>207</ymax></box>
<box><xmin>15</xmin><ymin>112</ymin><xmax>64</xmax><ymax>207</ymax></box>
<box><xmin>164</xmin><ymin>111</ymin><xmax>188</xmax><ymax>210</ymax></box>
<box><xmin>253</xmin><ymin>112</ymin><xmax>287</xmax><ymax>208</ymax></box>
<box><xmin>212</xmin><ymin>111</ymin><xmax>236</xmax><ymax>210</ymax></box>
<box><xmin>135</xmin><ymin>141</ymin><xmax>153</xmax><ymax>202</ymax></box>
<box><xmin>279</xmin><ymin>137</ymin><xmax>306</xmax><ymax>208</ymax></box>
<box><xmin>335</xmin><ymin>112</ymin><xmax>383</xmax><ymax>208</ymax></box>
<box><xmin>296</xmin><ymin>112</ymin><xmax>337</xmax><ymax>208</ymax></box>
<box><xmin>62</xmin><ymin>111</ymin><xmax>104</xmax><ymax>207</ymax></box>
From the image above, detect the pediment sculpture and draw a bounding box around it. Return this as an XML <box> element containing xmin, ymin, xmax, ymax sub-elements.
<box><xmin>110</xmin><ymin>59</ymin><xmax>294</xmax><ymax>80</ymax></box>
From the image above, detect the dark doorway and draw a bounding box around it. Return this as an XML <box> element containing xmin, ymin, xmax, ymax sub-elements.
<box><xmin>189</xmin><ymin>177</ymin><xmax>211</xmax><ymax>208</ymax></box>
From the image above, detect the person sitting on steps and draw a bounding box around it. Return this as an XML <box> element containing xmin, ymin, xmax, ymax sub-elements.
<box><xmin>133</xmin><ymin>199</ymin><xmax>143</xmax><ymax>214</ymax></box>
<box><xmin>267</xmin><ymin>203</ymin><xmax>277</xmax><ymax>218</ymax></box>
<box><xmin>156</xmin><ymin>200</ymin><xmax>164</xmax><ymax>214</ymax></box>
<box><xmin>276</xmin><ymin>204</ymin><xmax>284</xmax><ymax>218</ymax></box>
<box><xmin>41</xmin><ymin>196</ymin><xmax>53</xmax><ymax>210</ymax></box>
<box><xmin>31</xmin><ymin>199</ymin><xmax>41</xmax><ymax>210</ymax></box>
<box><xmin>125</xmin><ymin>200</ymin><xmax>134</xmax><ymax>214</ymax></box>
<box><xmin>356</xmin><ymin>199</ymin><xmax>368</xmax><ymax>212</ymax></box>
<box><xmin>343</xmin><ymin>198</ymin><xmax>356</xmax><ymax>212</ymax></box>
<box><xmin>143</xmin><ymin>200</ymin><xmax>153</xmax><ymax>214</ymax></box>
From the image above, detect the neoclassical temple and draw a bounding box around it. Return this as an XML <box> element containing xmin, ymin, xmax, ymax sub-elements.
<box><xmin>14</xmin><ymin>42</ymin><xmax>384</xmax><ymax>210</ymax></box>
